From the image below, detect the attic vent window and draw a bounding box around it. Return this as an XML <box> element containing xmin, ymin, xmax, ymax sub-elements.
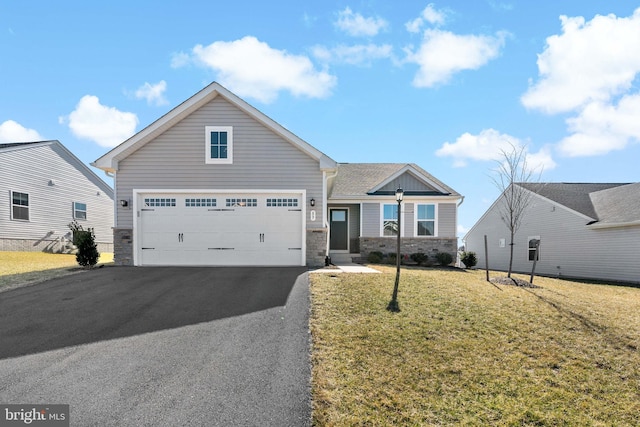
<box><xmin>205</xmin><ymin>126</ymin><xmax>233</xmax><ymax>164</ymax></box>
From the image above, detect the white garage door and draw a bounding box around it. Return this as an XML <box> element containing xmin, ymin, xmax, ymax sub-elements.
<box><xmin>135</xmin><ymin>192</ymin><xmax>305</xmax><ymax>266</ymax></box>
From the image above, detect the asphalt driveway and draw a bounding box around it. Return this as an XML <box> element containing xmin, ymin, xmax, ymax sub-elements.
<box><xmin>0</xmin><ymin>266</ymin><xmax>311</xmax><ymax>426</ymax></box>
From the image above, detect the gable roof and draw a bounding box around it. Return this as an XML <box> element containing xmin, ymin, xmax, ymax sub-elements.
<box><xmin>589</xmin><ymin>183</ymin><xmax>640</xmax><ymax>226</ymax></box>
<box><xmin>92</xmin><ymin>82</ymin><xmax>337</xmax><ymax>173</ymax></box>
<box><xmin>518</xmin><ymin>182</ymin><xmax>626</xmax><ymax>220</ymax></box>
<box><xmin>517</xmin><ymin>182</ymin><xmax>638</xmax><ymax>226</ymax></box>
<box><xmin>0</xmin><ymin>140</ymin><xmax>114</xmax><ymax>197</ymax></box>
<box><xmin>329</xmin><ymin>163</ymin><xmax>461</xmax><ymax>199</ymax></box>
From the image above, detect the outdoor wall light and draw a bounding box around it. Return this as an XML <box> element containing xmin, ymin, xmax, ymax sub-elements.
<box><xmin>310</xmin><ymin>198</ymin><xmax>316</xmax><ymax>207</ymax></box>
<box><xmin>120</xmin><ymin>199</ymin><xmax>129</xmax><ymax>207</ymax></box>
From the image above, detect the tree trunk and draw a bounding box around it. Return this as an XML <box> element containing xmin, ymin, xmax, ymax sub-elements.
<box><xmin>507</xmin><ymin>230</ymin><xmax>514</xmax><ymax>278</ymax></box>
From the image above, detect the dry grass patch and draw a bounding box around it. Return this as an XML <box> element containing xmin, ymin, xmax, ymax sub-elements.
<box><xmin>310</xmin><ymin>267</ymin><xmax>640</xmax><ymax>426</ymax></box>
<box><xmin>0</xmin><ymin>251</ymin><xmax>114</xmax><ymax>290</ymax></box>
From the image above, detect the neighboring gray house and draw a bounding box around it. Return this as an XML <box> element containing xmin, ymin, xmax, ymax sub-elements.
<box><xmin>93</xmin><ymin>82</ymin><xmax>462</xmax><ymax>267</ymax></box>
<box><xmin>464</xmin><ymin>182</ymin><xmax>640</xmax><ymax>284</ymax></box>
<box><xmin>1</xmin><ymin>140</ymin><xmax>114</xmax><ymax>253</ymax></box>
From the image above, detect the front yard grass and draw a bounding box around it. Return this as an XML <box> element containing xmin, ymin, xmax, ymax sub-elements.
<box><xmin>310</xmin><ymin>266</ymin><xmax>640</xmax><ymax>426</ymax></box>
<box><xmin>0</xmin><ymin>251</ymin><xmax>114</xmax><ymax>290</ymax></box>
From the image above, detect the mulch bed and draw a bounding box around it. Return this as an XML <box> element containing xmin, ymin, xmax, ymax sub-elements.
<box><xmin>490</xmin><ymin>276</ymin><xmax>541</xmax><ymax>288</ymax></box>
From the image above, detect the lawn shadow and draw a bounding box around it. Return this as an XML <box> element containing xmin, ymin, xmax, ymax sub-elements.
<box><xmin>524</xmin><ymin>287</ymin><xmax>637</xmax><ymax>352</ymax></box>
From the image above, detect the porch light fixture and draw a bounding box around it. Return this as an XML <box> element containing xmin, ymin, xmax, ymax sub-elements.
<box><xmin>310</xmin><ymin>198</ymin><xmax>315</xmax><ymax>207</ymax></box>
<box><xmin>387</xmin><ymin>188</ymin><xmax>404</xmax><ymax>312</ymax></box>
<box><xmin>120</xmin><ymin>199</ymin><xmax>128</xmax><ymax>207</ymax></box>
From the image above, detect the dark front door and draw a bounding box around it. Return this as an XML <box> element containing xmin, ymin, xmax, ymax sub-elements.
<box><xmin>330</xmin><ymin>209</ymin><xmax>349</xmax><ymax>251</ymax></box>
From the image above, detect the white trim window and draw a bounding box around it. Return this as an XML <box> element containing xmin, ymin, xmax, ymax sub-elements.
<box><xmin>11</xmin><ymin>191</ymin><xmax>29</xmax><ymax>221</ymax></box>
<box><xmin>528</xmin><ymin>236</ymin><xmax>541</xmax><ymax>261</ymax></box>
<box><xmin>416</xmin><ymin>204</ymin><xmax>436</xmax><ymax>236</ymax></box>
<box><xmin>205</xmin><ymin>126</ymin><xmax>233</xmax><ymax>164</ymax></box>
<box><xmin>73</xmin><ymin>202</ymin><xmax>87</xmax><ymax>220</ymax></box>
<box><xmin>382</xmin><ymin>204</ymin><xmax>399</xmax><ymax>236</ymax></box>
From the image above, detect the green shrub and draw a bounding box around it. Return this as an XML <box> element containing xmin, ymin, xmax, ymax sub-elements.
<box><xmin>410</xmin><ymin>252</ymin><xmax>428</xmax><ymax>266</ymax></box>
<box><xmin>68</xmin><ymin>221</ymin><xmax>100</xmax><ymax>267</ymax></box>
<box><xmin>435</xmin><ymin>252</ymin><xmax>454</xmax><ymax>266</ymax></box>
<box><xmin>461</xmin><ymin>251</ymin><xmax>478</xmax><ymax>269</ymax></box>
<box><xmin>367</xmin><ymin>251</ymin><xmax>383</xmax><ymax>264</ymax></box>
<box><xmin>387</xmin><ymin>253</ymin><xmax>397</xmax><ymax>264</ymax></box>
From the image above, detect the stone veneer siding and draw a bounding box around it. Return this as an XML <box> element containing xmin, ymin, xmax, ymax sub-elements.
<box><xmin>113</xmin><ymin>228</ymin><xmax>326</xmax><ymax>267</ymax></box>
<box><xmin>306</xmin><ymin>228</ymin><xmax>328</xmax><ymax>267</ymax></box>
<box><xmin>0</xmin><ymin>238</ymin><xmax>113</xmax><ymax>254</ymax></box>
<box><xmin>113</xmin><ymin>228</ymin><xmax>134</xmax><ymax>266</ymax></box>
<box><xmin>360</xmin><ymin>237</ymin><xmax>457</xmax><ymax>263</ymax></box>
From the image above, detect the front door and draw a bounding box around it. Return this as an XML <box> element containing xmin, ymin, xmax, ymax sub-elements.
<box><xmin>329</xmin><ymin>209</ymin><xmax>348</xmax><ymax>251</ymax></box>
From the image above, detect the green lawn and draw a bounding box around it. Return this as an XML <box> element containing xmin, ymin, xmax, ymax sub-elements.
<box><xmin>310</xmin><ymin>266</ymin><xmax>640</xmax><ymax>426</ymax></box>
<box><xmin>0</xmin><ymin>251</ymin><xmax>114</xmax><ymax>289</ymax></box>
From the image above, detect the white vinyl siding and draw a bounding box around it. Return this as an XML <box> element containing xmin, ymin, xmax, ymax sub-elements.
<box><xmin>465</xmin><ymin>192</ymin><xmax>640</xmax><ymax>284</ymax></box>
<box><xmin>0</xmin><ymin>143</ymin><xmax>114</xmax><ymax>245</ymax></box>
<box><xmin>116</xmin><ymin>96</ymin><xmax>323</xmax><ymax>230</ymax></box>
<box><xmin>361</xmin><ymin>203</ymin><xmax>380</xmax><ymax>236</ymax></box>
<box><xmin>438</xmin><ymin>203</ymin><xmax>456</xmax><ymax>237</ymax></box>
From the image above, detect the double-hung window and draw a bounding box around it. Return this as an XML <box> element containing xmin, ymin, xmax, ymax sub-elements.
<box><xmin>11</xmin><ymin>191</ymin><xmax>29</xmax><ymax>221</ymax></box>
<box><xmin>382</xmin><ymin>204</ymin><xmax>399</xmax><ymax>236</ymax></box>
<box><xmin>416</xmin><ymin>204</ymin><xmax>436</xmax><ymax>236</ymax></box>
<box><xmin>205</xmin><ymin>126</ymin><xmax>233</xmax><ymax>164</ymax></box>
<box><xmin>528</xmin><ymin>236</ymin><xmax>541</xmax><ymax>261</ymax></box>
<box><xmin>73</xmin><ymin>202</ymin><xmax>87</xmax><ymax>220</ymax></box>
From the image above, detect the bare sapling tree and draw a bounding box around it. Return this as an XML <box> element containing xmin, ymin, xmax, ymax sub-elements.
<box><xmin>490</xmin><ymin>143</ymin><xmax>543</xmax><ymax>278</ymax></box>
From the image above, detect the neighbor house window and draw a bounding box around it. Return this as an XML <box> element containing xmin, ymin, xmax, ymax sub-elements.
<box><xmin>416</xmin><ymin>204</ymin><xmax>436</xmax><ymax>236</ymax></box>
<box><xmin>11</xmin><ymin>191</ymin><xmax>29</xmax><ymax>221</ymax></box>
<box><xmin>205</xmin><ymin>126</ymin><xmax>233</xmax><ymax>164</ymax></box>
<box><xmin>382</xmin><ymin>204</ymin><xmax>399</xmax><ymax>236</ymax></box>
<box><xmin>528</xmin><ymin>236</ymin><xmax>541</xmax><ymax>261</ymax></box>
<box><xmin>73</xmin><ymin>202</ymin><xmax>87</xmax><ymax>220</ymax></box>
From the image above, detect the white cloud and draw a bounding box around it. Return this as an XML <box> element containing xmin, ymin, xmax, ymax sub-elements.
<box><xmin>134</xmin><ymin>80</ymin><xmax>168</xmax><ymax>106</ymax></box>
<box><xmin>558</xmin><ymin>95</ymin><xmax>640</xmax><ymax>156</ymax></box>
<box><xmin>62</xmin><ymin>95</ymin><xmax>138</xmax><ymax>148</ymax></box>
<box><xmin>522</xmin><ymin>8</ymin><xmax>640</xmax><ymax>114</ymax></box>
<box><xmin>405</xmin><ymin>29</ymin><xmax>507</xmax><ymax>87</ymax></box>
<box><xmin>185</xmin><ymin>36</ymin><xmax>336</xmax><ymax>103</ymax></box>
<box><xmin>0</xmin><ymin>120</ymin><xmax>43</xmax><ymax>143</ymax></box>
<box><xmin>170</xmin><ymin>52</ymin><xmax>190</xmax><ymax>68</ymax></box>
<box><xmin>335</xmin><ymin>7</ymin><xmax>388</xmax><ymax>37</ymax></box>
<box><xmin>312</xmin><ymin>43</ymin><xmax>392</xmax><ymax>66</ymax></box>
<box><xmin>435</xmin><ymin>128</ymin><xmax>556</xmax><ymax>170</ymax></box>
<box><xmin>406</xmin><ymin>4</ymin><xmax>446</xmax><ymax>33</ymax></box>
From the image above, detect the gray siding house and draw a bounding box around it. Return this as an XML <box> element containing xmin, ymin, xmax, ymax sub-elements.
<box><xmin>93</xmin><ymin>82</ymin><xmax>462</xmax><ymax>267</ymax></box>
<box><xmin>1</xmin><ymin>140</ymin><xmax>114</xmax><ymax>253</ymax></box>
<box><xmin>464</xmin><ymin>183</ymin><xmax>640</xmax><ymax>284</ymax></box>
<box><xmin>327</xmin><ymin>163</ymin><xmax>461</xmax><ymax>263</ymax></box>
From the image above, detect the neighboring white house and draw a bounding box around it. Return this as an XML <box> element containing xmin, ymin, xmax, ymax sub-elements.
<box><xmin>1</xmin><ymin>140</ymin><xmax>114</xmax><ymax>253</ymax></box>
<box><xmin>464</xmin><ymin>182</ymin><xmax>640</xmax><ymax>284</ymax></box>
<box><xmin>92</xmin><ymin>82</ymin><xmax>462</xmax><ymax>267</ymax></box>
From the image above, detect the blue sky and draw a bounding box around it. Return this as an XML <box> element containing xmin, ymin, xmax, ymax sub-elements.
<box><xmin>2</xmin><ymin>1</ymin><xmax>639</xmax><ymax>238</ymax></box>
